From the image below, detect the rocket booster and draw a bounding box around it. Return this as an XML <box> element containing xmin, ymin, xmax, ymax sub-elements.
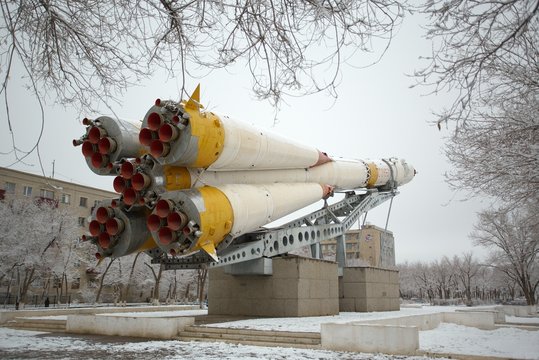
<box><xmin>76</xmin><ymin>85</ymin><xmax>416</xmax><ymax>262</ymax></box>
<box><xmin>138</xmin><ymin>86</ymin><xmax>331</xmax><ymax>170</ymax></box>
<box><xmin>73</xmin><ymin>116</ymin><xmax>144</xmax><ymax>175</ymax></box>
<box><xmin>147</xmin><ymin>183</ymin><xmax>329</xmax><ymax>260</ymax></box>
<box><xmin>111</xmin><ymin>154</ymin><xmax>415</xmax><ymax>207</ymax></box>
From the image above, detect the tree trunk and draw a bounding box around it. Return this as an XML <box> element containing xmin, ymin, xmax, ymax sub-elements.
<box><xmin>153</xmin><ymin>264</ymin><xmax>163</xmax><ymax>301</ymax></box>
<box><xmin>19</xmin><ymin>267</ymin><xmax>36</xmax><ymax>305</ymax></box>
<box><xmin>197</xmin><ymin>268</ymin><xmax>208</xmax><ymax>309</ymax></box>
<box><xmin>95</xmin><ymin>259</ymin><xmax>116</xmax><ymax>303</ymax></box>
<box><xmin>123</xmin><ymin>252</ymin><xmax>141</xmax><ymax>302</ymax></box>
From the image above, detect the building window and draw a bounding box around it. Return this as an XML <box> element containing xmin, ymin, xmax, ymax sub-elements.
<box><xmin>40</xmin><ymin>189</ymin><xmax>54</xmax><ymax>199</ymax></box>
<box><xmin>61</xmin><ymin>193</ymin><xmax>71</xmax><ymax>204</ymax></box>
<box><xmin>23</xmin><ymin>186</ymin><xmax>32</xmax><ymax>197</ymax></box>
<box><xmin>4</xmin><ymin>182</ymin><xmax>15</xmax><ymax>194</ymax></box>
<box><xmin>78</xmin><ymin>217</ymin><xmax>85</xmax><ymax>227</ymax></box>
<box><xmin>79</xmin><ymin>196</ymin><xmax>88</xmax><ymax>207</ymax></box>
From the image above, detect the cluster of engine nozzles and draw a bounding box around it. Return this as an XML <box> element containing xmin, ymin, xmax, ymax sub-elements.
<box><xmin>146</xmin><ymin>199</ymin><xmax>200</xmax><ymax>256</ymax></box>
<box><xmin>138</xmin><ymin>100</ymin><xmax>189</xmax><ymax>158</ymax></box>
<box><xmin>112</xmin><ymin>160</ymin><xmax>152</xmax><ymax>206</ymax></box>
<box><xmin>75</xmin><ymin>119</ymin><xmax>117</xmax><ymax>171</ymax></box>
<box><xmin>86</xmin><ymin>206</ymin><xmax>125</xmax><ymax>259</ymax></box>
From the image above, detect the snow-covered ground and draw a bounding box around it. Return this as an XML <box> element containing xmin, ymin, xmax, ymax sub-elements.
<box><xmin>420</xmin><ymin>322</ymin><xmax>539</xmax><ymax>359</ymax></box>
<box><xmin>1</xmin><ymin>305</ymin><xmax>538</xmax><ymax>359</ymax></box>
<box><xmin>205</xmin><ymin>306</ymin><xmax>458</xmax><ymax>332</ymax></box>
<box><xmin>0</xmin><ymin>327</ymin><xmax>446</xmax><ymax>360</ymax></box>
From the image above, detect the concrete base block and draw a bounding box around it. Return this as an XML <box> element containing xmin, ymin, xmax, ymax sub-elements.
<box><xmin>444</xmin><ymin>311</ymin><xmax>495</xmax><ymax>330</ymax></box>
<box><xmin>339</xmin><ymin>266</ymin><xmax>400</xmax><ymax>312</ymax></box>
<box><xmin>502</xmin><ymin>305</ymin><xmax>537</xmax><ymax>317</ymax></box>
<box><xmin>321</xmin><ymin>310</ymin><xmax>498</xmax><ymax>354</ymax></box>
<box><xmin>66</xmin><ymin>314</ymin><xmax>194</xmax><ymax>339</ymax></box>
<box><xmin>208</xmin><ymin>255</ymin><xmax>339</xmax><ymax>317</ymax></box>
<box><xmin>321</xmin><ymin>322</ymin><xmax>419</xmax><ymax>355</ymax></box>
<box><xmin>0</xmin><ymin>305</ymin><xmax>198</xmax><ymax>325</ymax></box>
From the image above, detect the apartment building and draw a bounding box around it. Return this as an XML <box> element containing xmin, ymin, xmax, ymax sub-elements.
<box><xmin>0</xmin><ymin>167</ymin><xmax>116</xmax><ymax>231</ymax></box>
<box><xmin>321</xmin><ymin>224</ymin><xmax>395</xmax><ymax>268</ymax></box>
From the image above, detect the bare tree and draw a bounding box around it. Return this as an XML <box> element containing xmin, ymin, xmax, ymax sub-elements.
<box><xmin>416</xmin><ymin>0</ymin><xmax>539</xmax><ymax>204</ymax></box>
<box><xmin>1</xmin><ymin>0</ymin><xmax>406</xmax><ymax>165</ymax></box>
<box><xmin>0</xmin><ymin>197</ymin><xmax>78</xmax><ymax>306</ymax></box>
<box><xmin>431</xmin><ymin>256</ymin><xmax>454</xmax><ymax>300</ymax></box>
<box><xmin>452</xmin><ymin>252</ymin><xmax>479</xmax><ymax>305</ymax></box>
<box><xmin>415</xmin><ymin>0</ymin><xmax>539</xmax><ymax>212</ymax></box>
<box><xmin>95</xmin><ymin>258</ymin><xmax>116</xmax><ymax>303</ymax></box>
<box><xmin>145</xmin><ymin>262</ymin><xmax>164</xmax><ymax>302</ymax></box>
<box><xmin>196</xmin><ymin>267</ymin><xmax>208</xmax><ymax>308</ymax></box>
<box><xmin>416</xmin><ymin>0</ymin><xmax>538</xmax><ymax>129</ymax></box>
<box><xmin>444</xmin><ymin>93</ymin><xmax>539</xmax><ymax>204</ymax></box>
<box><xmin>472</xmin><ymin>202</ymin><xmax>539</xmax><ymax>305</ymax></box>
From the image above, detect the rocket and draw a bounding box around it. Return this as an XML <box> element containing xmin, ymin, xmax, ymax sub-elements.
<box><xmin>74</xmin><ymin>86</ymin><xmax>416</xmax><ymax>262</ymax></box>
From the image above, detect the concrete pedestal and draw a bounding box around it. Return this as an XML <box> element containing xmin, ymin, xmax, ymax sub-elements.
<box><xmin>339</xmin><ymin>266</ymin><xmax>399</xmax><ymax>312</ymax></box>
<box><xmin>208</xmin><ymin>255</ymin><xmax>339</xmax><ymax>317</ymax></box>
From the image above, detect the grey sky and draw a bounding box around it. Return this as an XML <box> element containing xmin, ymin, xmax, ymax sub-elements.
<box><xmin>0</xmin><ymin>13</ymin><xmax>491</xmax><ymax>263</ymax></box>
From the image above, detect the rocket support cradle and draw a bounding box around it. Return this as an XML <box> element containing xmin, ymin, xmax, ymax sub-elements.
<box><xmin>74</xmin><ymin>86</ymin><xmax>416</xmax><ymax>264</ymax></box>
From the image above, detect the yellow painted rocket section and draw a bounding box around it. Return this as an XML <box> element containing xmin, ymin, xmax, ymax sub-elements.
<box><xmin>193</xmin><ymin>186</ymin><xmax>234</xmax><ymax>260</ymax></box>
<box><xmin>163</xmin><ymin>166</ymin><xmax>191</xmax><ymax>190</ymax></box>
<box><xmin>366</xmin><ymin>162</ymin><xmax>379</xmax><ymax>188</ymax></box>
<box><xmin>182</xmin><ymin>86</ymin><xmax>225</xmax><ymax>168</ymax></box>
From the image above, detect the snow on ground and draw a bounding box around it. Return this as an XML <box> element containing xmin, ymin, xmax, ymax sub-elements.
<box><xmin>420</xmin><ymin>322</ymin><xmax>539</xmax><ymax>360</ymax></box>
<box><xmin>0</xmin><ymin>327</ymin><xmax>449</xmax><ymax>360</ymax></box>
<box><xmin>206</xmin><ymin>306</ymin><xmax>457</xmax><ymax>332</ymax></box>
<box><xmin>2</xmin><ymin>305</ymin><xmax>539</xmax><ymax>359</ymax></box>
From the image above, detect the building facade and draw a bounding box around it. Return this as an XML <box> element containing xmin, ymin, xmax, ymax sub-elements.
<box><xmin>0</xmin><ymin>167</ymin><xmax>116</xmax><ymax>230</ymax></box>
<box><xmin>321</xmin><ymin>224</ymin><xmax>395</xmax><ymax>268</ymax></box>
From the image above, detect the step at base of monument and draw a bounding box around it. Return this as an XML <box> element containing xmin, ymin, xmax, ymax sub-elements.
<box><xmin>178</xmin><ymin>325</ymin><xmax>321</xmax><ymax>349</ymax></box>
<box><xmin>5</xmin><ymin>317</ymin><xmax>66</xmax><ymax>333</ymax></box>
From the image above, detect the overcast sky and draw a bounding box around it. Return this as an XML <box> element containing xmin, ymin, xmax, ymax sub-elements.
<box><xmin>0</xmin><ymin>13</ymin><xmax>493</xmax><ymax>263</ymax></box>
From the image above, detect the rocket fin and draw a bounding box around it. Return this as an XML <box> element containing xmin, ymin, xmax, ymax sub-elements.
<box><xmin>185</xmin><ymin>84</ymin><xmax>201</xmax><ymax>111</ymax></box>
<box><xmin>200</xmin><ymin>241</ymin><xmax>219</xmax><ymax>262</ymax></box>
